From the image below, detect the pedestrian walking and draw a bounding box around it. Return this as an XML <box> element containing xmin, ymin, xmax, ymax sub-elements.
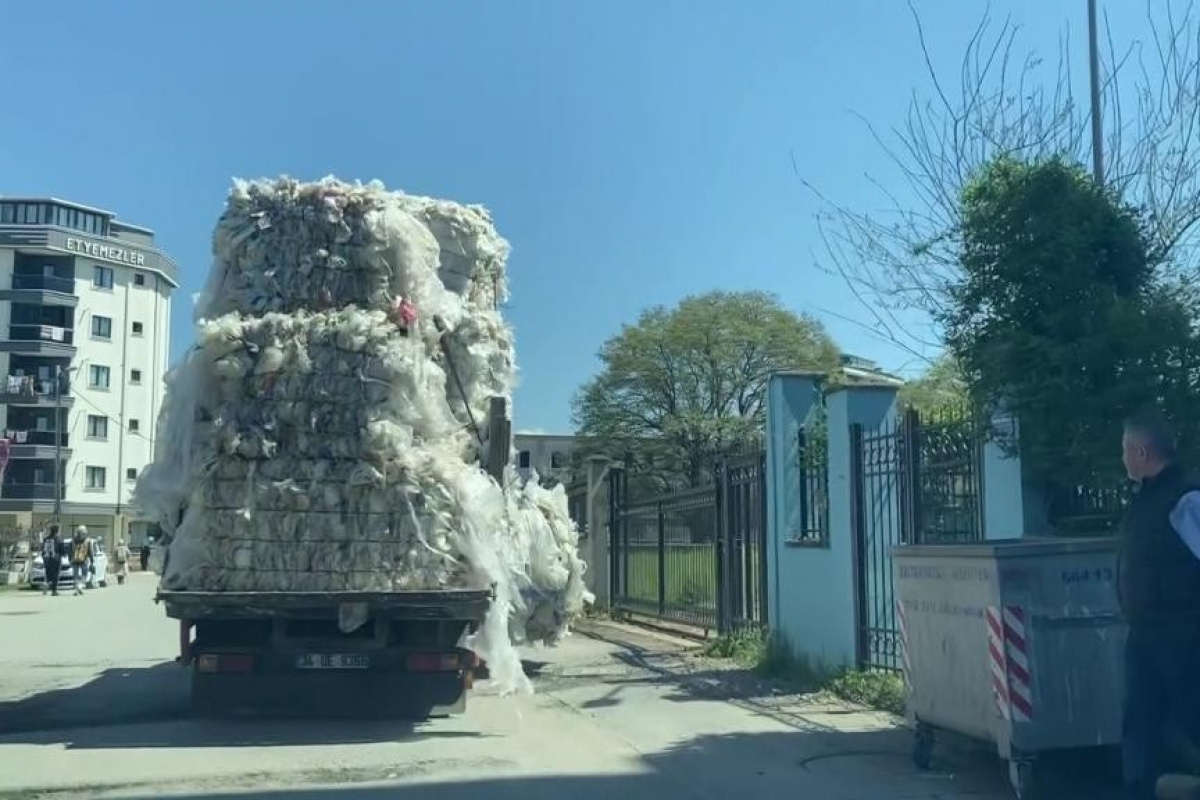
<box><xmin>114</xmin><ymin>539</ymin><xmax>130</xmax><ymax>585</ymax></box>
<box><xmin>1118</xmin><ymin>410</ymin><xmax>1200</xmax><ymax>800</ymax></box>
<box><xmin>69</xmin><ymin>526</ymin><xmax>92</xmax><ymax>596</ymax></box>
<box><xmin>139</xmin><ymin>543</ymin><xmax>151</xmax><ymax>573</ymax></box>
<box><xmin>39</xmin><ymin>524</ymin><xmax>63</xmax><ymax>596</ymax></box>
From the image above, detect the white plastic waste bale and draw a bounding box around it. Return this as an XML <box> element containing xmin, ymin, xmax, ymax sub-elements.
<box><xmin>137</xmin><ymin>176</ymin><xmax>588</xmax><ymax>694</ymax></box>
<box><xmin>400</xmin><ymin>195</ymin><xmax>511</xmax><ymax>311</ymax></box>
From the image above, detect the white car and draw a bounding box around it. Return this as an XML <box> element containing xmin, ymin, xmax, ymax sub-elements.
<box><xmin>29</xmin><ymin>539</ymin><xmax>109</xmax><ymax>590</ymax></box>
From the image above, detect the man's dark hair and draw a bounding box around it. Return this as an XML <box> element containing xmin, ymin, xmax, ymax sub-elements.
<box><xmin>1124</xmin><ymin>409</ymin><xmax>1179</xmax><ymax>461</ymax></box>
<box><xmin>48</xmin><ymin>523</ymin><xmax>59</xmax><ymax>536</ymax></box>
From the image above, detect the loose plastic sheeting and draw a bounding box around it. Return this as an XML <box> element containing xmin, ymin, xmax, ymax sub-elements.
<box><xmin>136</xmin><ymin>177</ymin><xmax>588</xmax><ymax>693</ymax></box>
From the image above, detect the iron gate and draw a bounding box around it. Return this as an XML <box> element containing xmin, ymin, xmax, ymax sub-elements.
<box><xmin>608</xmin><ymin>454</ymin><xmax>768</xmax><ymax>633</ymax></box>
<box><xmin>852</xmin><ymin>408</ymin><xmax>983</xmax><ymax>671</ymax></box>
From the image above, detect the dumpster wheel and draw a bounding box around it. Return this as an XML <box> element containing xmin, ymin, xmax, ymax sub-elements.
<box><xmin>1008</xmin><ymin>755</ymin><xmax>1045</xmax><ymax>800</ymax></box>
<box><xmin>911</xmin><ymin>723</ymin><xmax>935</xmax><ymax>771</ymax></box>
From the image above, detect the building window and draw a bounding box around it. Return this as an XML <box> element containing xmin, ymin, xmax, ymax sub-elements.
<box><xmin>93</xmin><ymin>266</ymin><xmax>113</xmax><ymax>289</ymax></box>
<box><xmin>85</xmin><ymin>466</ymin><xmax>106</xmax><ymax>491</ymax></box>
<box><xmin>131</xmin><ymin>321</ymin><xmax>144</xmax><ymax>336</ymax></box>
<box><xmin>129</xmin><ymin>419</ymin><xmax>140</xmax><ymax>433</ymax></box>
<box><xmin>91</xmin><ymin>315</ymin><xmax>112</xmax><ymax>340</ymax></box>
<box><xmin>126</xmin><ymin>467</ymin><xmax>138</xmax><ymax>481</ymax></box>
<box><xmin>130</xmin><ymin>369</ymin><xmax>142</xmax><ymax>385</ymax></box>
<box><xmin>134</xmin><ymin>273</ymin><xmax>146</xmax><ymax>286</ymax></box>
<box><xmin>33</xmin><ymin>467</ymin><xmax>46</xmax><ymax>484</ymax></box>
<box><xmin>89</xmin><ymin>365</ymin><xmax>111</xmax><ymax>390</ymax></box>
<box><xmin>86</xmin><ymin>415</ymin><xmax>108</xmax><ymax>439</ymax></box>
<box><xmin>518</xmin><ymin>450</ymin><xmax>531</xmax><ymax>469</ymax></box>
<box><xmin>0</xmin><ymin>203</ymin><xmax>13</xmax><ymax>223</ymax></box>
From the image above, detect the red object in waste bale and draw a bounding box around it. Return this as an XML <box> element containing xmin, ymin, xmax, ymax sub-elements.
<box><xmin>391</xmin><ymin>296</ymin><xmax>418</xmax><ymax>327</ymax></box>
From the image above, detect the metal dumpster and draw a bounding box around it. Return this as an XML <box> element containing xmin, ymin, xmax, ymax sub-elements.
<box><xmin>893</xmin><ymin>537</ymin><xmax>1124</xmax><ymax>798</ymax></box>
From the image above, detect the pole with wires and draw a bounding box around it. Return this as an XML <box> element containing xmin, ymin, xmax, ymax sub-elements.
<box><xmin>53</xmin><ymin>365</ymin><xmax>63</xmax><ymax>523</ymax></box>
<box><xmin>1088</xmin><ymin>0</ymin><xmax>1105</xmax><ymax>184</ymax></box>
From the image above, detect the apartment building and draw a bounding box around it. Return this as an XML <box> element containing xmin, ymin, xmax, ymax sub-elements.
<box><xmin>0</xmin><ymin>197</ymin><xmax>175</xmax><ymax>550</ymax></box>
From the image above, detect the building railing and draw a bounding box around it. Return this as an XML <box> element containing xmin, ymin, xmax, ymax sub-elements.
<box><xmin>10</xmin><ymin>274</ymin><xmax>75</xmax><ymax>294</ymax></box>
<box><xmin>7</xmin><ymin>325</ymin><xmax>73</xmax><ymax>345</ymax></box>
<box><xmin>0</xmin><ymin>482</ymin><xmax>63</xmax><ymax>500</ymax></box>
<box><xmin>1</xmin><ymin>375</ymin><xmax>70</xmax><ymax>401</ymax></box>
<box><xmin>4</xmin><ymin>430</ymin><xmax>69</xmax><ymax>447</ymax></box>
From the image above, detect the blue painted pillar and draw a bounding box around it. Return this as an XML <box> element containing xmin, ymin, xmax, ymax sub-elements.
<box><xmin>981</xmin><ymin>411</ymin><xmax>1025</xmax><ymax>540</ymax></box>
<box><xmin>816</xmin><ymin>384</ymin><xmax>899</xmax><ymax>668</ymax></box>
<box><xmin>765</xmin><ymin>372</ymin><xmax>821</xmax><ymax>629</ymax></box>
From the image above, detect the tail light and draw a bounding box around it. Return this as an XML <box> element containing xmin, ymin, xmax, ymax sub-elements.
<box><xmin>196</xmin><ymin>654</ymin><xmax>254</xmax><ymax>673</ymax></box>
<box><xmin>406</xmin><ymin>653</ymin><xmax>460</xmax><ymax>672</ymax></box>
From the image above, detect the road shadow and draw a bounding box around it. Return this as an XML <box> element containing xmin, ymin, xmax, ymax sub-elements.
<box><xmin>7</xmin><ymin>718</ymin><xmax>485</xmax><ymax>751</ymax></box>
<box><xmin>573</xmin><ymin>624</ymin><xmax>1126</xmax><ymax>800</ymax></box>
<box><xmin>0</xmin><ymin>663</ymin><xmax>486</xmax><ymax>750</ymax></box>
<box><xmin>0</xmin><ymin>662</ymin><xmax>189</xmax><ymax>737</ymax></box>
<box><xmin>39</xmin><ymin>729</ymin><xmax>1129</xmax><ymax>800</ymax></box>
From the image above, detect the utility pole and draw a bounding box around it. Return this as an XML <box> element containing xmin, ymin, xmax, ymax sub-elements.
<box><xmin>1088</xmin><ymin>0</ymin><xmax>1105</xmax><ymax>184</ymax></box>
<box><xmin>53</xmin><ymin>365</ymin><xmax>63</xmax><ymax>522</ymax></box>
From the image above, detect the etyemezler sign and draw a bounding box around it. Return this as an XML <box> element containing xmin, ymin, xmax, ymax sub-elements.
<box><xmin>65</xmin><ymin>237</ymin><xmax>146</xmax><ymax>267</ymax></box>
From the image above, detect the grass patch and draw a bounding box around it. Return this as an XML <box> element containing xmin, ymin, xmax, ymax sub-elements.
<box><xmin>826</xmin><ymin>670</ymin><xmax>906</xmax><ymax>715</ymax></box>
<box><xmin>703</xmin><ymin>628</ymin><xmax>824</xmax><ymax>689</ymax></box>
<box><xmin>703</xmin><ymin>628</ymin><xmax>906</xmax><ymax>714</ymax></box>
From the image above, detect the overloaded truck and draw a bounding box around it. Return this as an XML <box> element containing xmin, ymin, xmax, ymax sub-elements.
<box><xmin>141</xmin><ymin>179</ymin><xmax>586</xmax><ymax>717</ymax></box>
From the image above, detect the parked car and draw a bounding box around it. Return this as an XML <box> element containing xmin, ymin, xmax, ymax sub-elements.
<box><xmin>29</xmin><ymin>552</ymin><xmax>72</xmax><ymax>590</ymax></box>
<box><xmin>29</xmin><ymin>538</ymin><xmax>108</xmax><ymax>590</ymax></box>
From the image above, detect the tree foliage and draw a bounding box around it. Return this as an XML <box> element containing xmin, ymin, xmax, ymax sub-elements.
<box><xmin>573</xmin><ymin>291</ymin><xmax>839</xmax><ymax>492</ymax></box>
<box><xmin>812</xmin><ymin>2</ymin><xmax>1200</xmax><ymax>357</ymax></box>
<box><xmin>943</xmin><ymin>157</ymin><xmax>1200</xmax><ymax>485</ymax></box>
<box><xmin>897</xmin><ymin>354</ymin><xmax>967</xmax><ymax>415</ymax></box>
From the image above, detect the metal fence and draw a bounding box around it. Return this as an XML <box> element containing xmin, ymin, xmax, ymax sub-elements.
<box><xmin>718</xmin><ymin>454</ymin><xmax>768</xmax><ymax>630</ymax></box>
<box><xmin>609</xmin><ymin>454</ymin><xmax>768</xmax><ymax>633</ymax></box>
<box><xmin>852</xmin><ymin>407</ymin><xmax>984</xmax><ymax>671</ymax></box>
<box><xmin>791</xmin><ymin>428</ymin><xmax>830</xmax><ymax>545</ymax></box>
<box><xmin>567</xmin><ymin>483</ymin><xmax>588</xmax><ymax>537</ymax></box>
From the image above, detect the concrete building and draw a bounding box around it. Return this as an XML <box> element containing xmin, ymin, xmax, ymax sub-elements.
<box><xmin>0</xmin><ymin>197</ymin><xmax>176</xmax><ymax>550</ymax></box>
<box><xmin>514</xmin><ymin>432</ymin><xmax>579</xmax><ymax>486</ymax></box>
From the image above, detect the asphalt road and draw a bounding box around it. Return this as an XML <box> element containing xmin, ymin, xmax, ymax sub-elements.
<box><xmin>0</xmin><ymin>578</ymin><xmax>1074</xmax><ymax>800</ymax></box>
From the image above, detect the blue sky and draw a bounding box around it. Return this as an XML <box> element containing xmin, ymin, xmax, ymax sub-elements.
<box><xmin>0</xmin><ymin>1</ymin><xmax>1152</xmax><ymax>433</ymax></box>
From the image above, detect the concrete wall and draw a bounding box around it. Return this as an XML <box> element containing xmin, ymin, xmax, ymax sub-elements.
<box><xmin>764</xmin><ymin>374</ymin><xmax>822</xmax><ymax>657</ymax></box>
<box><xmin>766</xmin><ymin>377</ymin><xmax>899</xmax><ymax>672</ymax></box>
<box><xmin>765</xmin><ymin>378</ymin><xmax>1038</xmax><ymax>673</ymax></box>
<box><xmin>981</xmin><ymin>412</ymin><xmax>1024</xmax><ymax>540</ymax></box>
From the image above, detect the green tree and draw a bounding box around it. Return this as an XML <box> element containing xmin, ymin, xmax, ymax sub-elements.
<box><xmin>943</xmin><ymin>157</ymin><xmax>1200</xmax><ymax>486</ymax></box>
<box><xmin>573</xmin><ymin>291</ymin><xmax>839</xmax><ymax>492</ymax></box>
<box><xmin>812</xmin><ymin>5</ymin><xmax>1200</xmax><ymax>357</ymax></box>
<box><xmin>898</xmin><ymin>354</ymin><xmax>967</xmax><ymax>416</ymax></box>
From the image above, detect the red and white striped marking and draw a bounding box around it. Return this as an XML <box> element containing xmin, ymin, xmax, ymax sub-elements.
<box><xmin>986</xmin><ymin>606</ymin><xmax>1033</xmax><ymax>723</ymax></box>
<box><xmin>895</xmin><ymin>597</ymin><xmax>911</xmax><ymax>683</ymax></box>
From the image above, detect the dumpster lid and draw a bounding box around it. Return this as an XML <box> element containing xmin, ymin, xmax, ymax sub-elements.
<box><xmin>893</xmin><ymin>536</ymin><xmax>1119</xmax><ymax>559</ymax></box>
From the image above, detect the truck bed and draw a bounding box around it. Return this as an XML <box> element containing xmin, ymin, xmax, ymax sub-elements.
<box><xmin>157</xmin><ymin>588</ymin><xmax>494</xmax><ymax>622</ymax></box>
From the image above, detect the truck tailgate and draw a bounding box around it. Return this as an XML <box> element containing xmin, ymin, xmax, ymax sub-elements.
<box><xmin>158</xmin><ymin>589</ymin><xmax>493</xmax><ymax>621</ymax></box>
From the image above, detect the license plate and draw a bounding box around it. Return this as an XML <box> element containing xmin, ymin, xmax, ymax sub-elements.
<box><xmin>295</xmin><ymin>653</ymin><xmax>369</xmax><ymax>670</ymax></box>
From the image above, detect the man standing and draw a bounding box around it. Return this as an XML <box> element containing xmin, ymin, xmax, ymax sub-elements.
<box><xmin>1119</xmin><ymin>411</ymin><xmax>1200</xmax><ymax>800</ymax></box>
<box><xmin>40</xmin><ymin>524</ymin><xmax>63</xmax><ymax>596</ymax></box>
<box><xmin>69</xmin><ymin>526</ymin><xmax>92</xmax><ymax>596</ymax></box>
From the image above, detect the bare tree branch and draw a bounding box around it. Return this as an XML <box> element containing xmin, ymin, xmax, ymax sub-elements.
<box><xmin>810</xmin><ymin>1</ymin><xmax>1200</xmax><ymax>355</ymax></box>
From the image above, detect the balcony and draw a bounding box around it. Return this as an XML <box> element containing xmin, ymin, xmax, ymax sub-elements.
<box><xmin>0</xmin><ymin>374</ymin><xmax>72</xmax><ymax>407</ymax></box>
<box><xmin>0</xmin><ymin>324</ymin><xmax>76</xmax><ymax>357</ymax></box>
<box><xmin>4</xmin><ymin>430</ymin><xmax>70</xmax><ymax>459</ymax></box>
<box><xmin>0</xmin><ymin>274</ymin><xmax>78</xmax><ymax>307</ymax></box>
<box><xmin>0</xmin><ymin>483</ymin><xmax>62</xmax><ymax>501</ymax></box>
